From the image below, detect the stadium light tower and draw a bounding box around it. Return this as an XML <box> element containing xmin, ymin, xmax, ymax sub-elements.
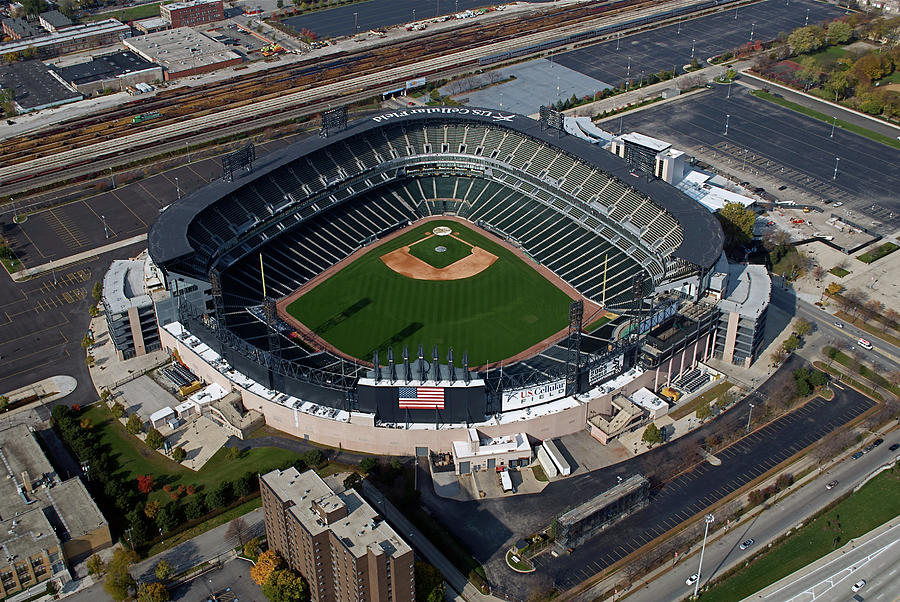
<box><xmin>693</xmin><ymin>514</ymin><xmax>715</xmax><ymax>599</ymax></box>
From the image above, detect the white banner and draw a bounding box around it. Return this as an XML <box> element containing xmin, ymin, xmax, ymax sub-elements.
<box><xmin>405</xmin><ymin>77</ymin><xmax>426</xmax><ymax>89</ymax></box>
<box><xmin>502</xmin><ymin>379</ymin><xmax>566</xmax><ymax>411</ymax></box>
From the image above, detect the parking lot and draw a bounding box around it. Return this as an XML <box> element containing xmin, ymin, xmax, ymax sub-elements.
<box><xmin>615</xmin><ymin>85</ymin><xmax>900</xmax><ymax>232</ymax></box>
<box><xmin>555</xmin><ymin>0</ymin><xmax>848</xmax><ymax>85</ymax></box>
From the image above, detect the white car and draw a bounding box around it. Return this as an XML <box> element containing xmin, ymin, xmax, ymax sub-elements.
<box><xmin>833</xmin><ymin>322</ymin><xmax>843</xmax><ymax>328</ymax></box>
<box><xmin>851</xmin><ymin>579</ymin><xmax>866</xmax><ymax>592</ymax></box>
<box><xmin>686</xmin><ymin>573</ymin><xmax>700</xmax><ymax>586</ymax></box>
<box><xmin>834</xmin><ymin>202</ymin><xmax>843</xmax><ymax>207</ymax></box>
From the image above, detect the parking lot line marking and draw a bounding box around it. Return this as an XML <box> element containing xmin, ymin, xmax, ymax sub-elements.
<box><xmin>110</xmin><ymin>190</ymin><xmax>148</xmax><ymax>228</ymax></box>
<box><xmin>0</xmin><ymin>357</ymin><xmax>60</xmax><ymax>386</ymax></box>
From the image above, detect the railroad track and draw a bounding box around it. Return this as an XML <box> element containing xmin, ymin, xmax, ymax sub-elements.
<box><xmin>0</xmin><ymin>0</ymin><xmax>731</xmax><ymax>190</ymax></box>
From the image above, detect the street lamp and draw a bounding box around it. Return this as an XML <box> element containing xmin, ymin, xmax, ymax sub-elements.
<box><xmin>832</xmin><ymin>157</ymin><xmax>840</xmax><ymax>180</ymax></box>
<box><xmin>830</xmin><ymin>116</ymin><xmax>837</xmax><ymax>138</ymax></box>
<box><xmin>750</xmin><ymin>23</ymin><xmax>755</xmax><ymax>41</ymax></box>
<box><xmin>724</xmin><ymin>114</ymin><xmax>730</xmax><ymax>136</ymax></box>
<box><xmin>693</xmin><ymin>514</ymin><xmax>715</xmax><ymax>599</ymax></box>
<box><xmin>175</xmin><ymin>176</ymin><xmax>181</xmax><ymax>199</ymax></box>
<box><xmin>353</xmin><ymin>11</ymin><xmax>358</xmax><ymax>33</ymax></box>
<box><xmin>101</xmin><ymin>214</ymin><xmax>109</xmax><ymax>239</ymax></box>
<box><xmin>746</xmin><ymin>403</ymin><xmax>754</xmax><ymax>433</ymax></box>
<box><xmin>691</xmin><ymin>39</ymin><xmax>695</xmax><ymax>59</ymax></box>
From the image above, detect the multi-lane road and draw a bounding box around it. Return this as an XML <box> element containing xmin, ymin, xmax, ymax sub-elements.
<box><xmin>622</xmin><ymin>432</ymin><xmax>900</xmax><ymax>602</ymax></box>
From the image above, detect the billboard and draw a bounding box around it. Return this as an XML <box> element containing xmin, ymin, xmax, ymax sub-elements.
<box><xmin>589</xmin><ymin>353</ymin><xmax>625</xmax><ymax>385</ymax></box>
<box><xmin>357</xmin><ymin>382</ymin><xmax>485</xmax><ymax>423</ymax></box>
<box><xmin>502</xmin><ymin>379</ymin><xmax>566</xmax><ymax>411</ymax></box>
<box><xmin>405</xmin><ymin>77</ymin><xmax>426</xmax><ymax>90</ymax></box>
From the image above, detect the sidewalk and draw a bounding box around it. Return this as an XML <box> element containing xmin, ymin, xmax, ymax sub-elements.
<box><xmin>10</xmin><ymin>234</ymin><xmax>147</xmax><ymax>282</ymax></box>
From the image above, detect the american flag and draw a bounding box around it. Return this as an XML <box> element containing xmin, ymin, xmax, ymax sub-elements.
<box><xmin>398</xmin><ymin>386</ymin><xmax>445</xmax><ymax>409</ymax></box>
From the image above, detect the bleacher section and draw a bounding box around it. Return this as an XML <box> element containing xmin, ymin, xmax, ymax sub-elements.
<box><xmin>188</xmin><ymin>121</ymin><xmax>690</xmax><ymax>315</ymax></box>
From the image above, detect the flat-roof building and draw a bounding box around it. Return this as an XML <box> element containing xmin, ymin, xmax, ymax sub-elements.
<box><xmin>124</xmin><ymin>27</ymin><xmax>241</xmax><ymax>80</ymax></box>
<box><xmin>708</xmin><ymin>260</ymin><xmax>771</xmax><ymax>368</ymax></box>
<box><xmin>39</xmin><ymin>10</ymin><xmax>74</xmax><ymax>32</ymax></box>
<box><xmin>2</xmin><ymin>17</ymin><xmax>43</xmax><ymax>39</ymax></box>
<box><xmin>0</xmin><ymin>19</ymin><xmax>130</xmax><ymax>60</ymax></box>
<box><xmin>53</xmin><ymin>51</ymin><xmax>162</xmax><ymax>95</ymax></box>
<box><xmin>134</xmin><ymin>16</ymin><xmax>170</xmax><ymax>34</ymax></box>
<box><xmin>0</xmin><ymin>59</ymin><xmax>81</xmax><ymax>113</ymax></box>
<box><xmin>610</xmin><ymin>131</ymin><xmax>686</xmax><ymax>185</ymax></box>
<box><xmin>451</xmin><ymin>428</ymin><xmax>531</xmax><ymax>475</ymax></box>
<box><xmin>0</xmin><ymin>425</ymin><xmax>111</xmax><ymax>598</ymax></box>
<box><xmin>102</xmin><ymin>254</ymin><xmax>167</xmax><ymax>360</ymax></box>
<box><xmin>160</xmin><ymin>0</ymin><xmax>224</xmax><ymax>28</ymax></box>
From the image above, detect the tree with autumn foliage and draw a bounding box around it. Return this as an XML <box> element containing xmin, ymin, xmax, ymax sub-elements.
<box><xmin>137</xmin><ymin>474</ymin><xmax>154</xmax><ymax>494</ymax></box>
<box><xmin>251</xmin><ymin>550</ymin><xmax>283</xmax><ymax>586</ymax></box>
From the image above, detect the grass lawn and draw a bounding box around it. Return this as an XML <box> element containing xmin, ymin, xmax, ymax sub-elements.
<box><xmin>833</xmin><ymin>310</ymin><xmax>900</xmax><ymax>348</ymax></box>
<box><xmin>806</xmin><ymin>46</ymin><xmax>850</xmax><ymax>67</ymax></box>
<box><xmin>815</xmin><ymin>362</ymin><xmax>883</xmax><ymax>401</ymax></box>
<box><xmin>857</xmin><ymin>242</ymin><xmax>899</xmax><ymax>264</ymax></box>
<box><xmin>407</xmin><ymin>233</ymin><xmax>472</xmax><ymax>269</ymax></box>
<box><xmin>770</xmin><ymin>246</ymin><xmax>803</xmax><ymax>279</ymax></box>
<box><xmin>585</xmin><ymin>315</ymin><xmax>613</xmax><ymax>332</ymax></box>
<box><xmin>750</xmin><ymin>90</ymin><xmax>900</xmax><ymax>150</ymax></box>
<box><xmin>287</xmin><ymin>220</ymin><xmax>572</xmax><ymax>365</ymax></box>
<box><xmin>876</xmin><ymin>71</ymin><xmax>900</xmax><ymax>85</ymax></box>
<box><xmin>700</xmin><ymin>469</ymin><xmax>900</xmax><ymax>601</ymax></box>
<box><xmin>669</xmin><ymin>380</ymin><xmax>733</xmax><ymax>420</ymax></box>
<box><xmin>145</xmin><ymin>497</ymin><xmax>262</xmax><ymax>557</ymax></box>
<box><xmin>828</xmin><ymin>266</ymin><xmax>850</xmax><ymax>278</ymax></box>
<box><xmin>83</xmin><ymin>2</ymin><xmax>162</xmax><ymax>22</ymax></box>
<box><xmin>823</xmin><ymin>347</ymin><xmax>900</xmax><ymax>397</ymax></box>
<box><xmin>83</xmin><ymin>405</ymin><xmax>302</xmax><ymax>503</ymax></box>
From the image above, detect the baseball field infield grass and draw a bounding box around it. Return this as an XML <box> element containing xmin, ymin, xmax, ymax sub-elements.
<box><xmin>407</xmin><ymin>233</ymin><xmax>472</xmax><ymax>268</ymax></box>
<box><xmin>286</xmin><ymin>220</ymin><xmax>571</xmax><ymax>365</ymax></box>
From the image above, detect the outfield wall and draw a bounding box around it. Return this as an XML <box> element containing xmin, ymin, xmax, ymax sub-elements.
<box><xmin>161</xmin><ymin>322</ymin><xmax>714</xmax><ymax>455</ymax></box>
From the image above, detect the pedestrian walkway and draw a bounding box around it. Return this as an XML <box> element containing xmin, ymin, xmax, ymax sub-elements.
<box><xmin>11</xmin><ymin>234</ymin><xmax>147</xmax><ymax>281</ymax></box>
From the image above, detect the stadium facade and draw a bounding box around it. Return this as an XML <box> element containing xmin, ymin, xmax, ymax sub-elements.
<box><xmin>148</xmin><ymin>108</ymin><xmax>724</xmax><ymax>454</ymax></box>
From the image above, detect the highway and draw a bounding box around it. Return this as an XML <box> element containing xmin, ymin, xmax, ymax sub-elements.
<box><xmin>754</xmin><ymin>521</ymin><xmax>900</xmax><ymax>602</ymax></box>
<box><xmin>621</xmin><ymin>434</ymin><xmax>900</xmax><ymax>602</ymax></box>
<box><xmin>0</xmin><ymin>0</ymin><xmax>718</xmax><ymax>190</ymax></box>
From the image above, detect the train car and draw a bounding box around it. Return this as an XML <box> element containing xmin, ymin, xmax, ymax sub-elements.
<box><xmin>132</xmin><ymin>112</ymin><xmax>163</xmax><ymax>124</ymax></box>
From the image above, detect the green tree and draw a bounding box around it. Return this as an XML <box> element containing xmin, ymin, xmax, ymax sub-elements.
<box><xmin>89</xmin><ymin>304</ymin><xmax>100</xmax><ymax>317</ymax></box>
<box><xmin>112</xmin><ymin>402</ymin><xmax>126</xmax><ymax>418</ymax></box>
<box><xmin>827</xmin><ymin>20</ymin><xmax>853</xmax><ymax>45</ymax></box>
<box><xmin>86</xmin><ymin>553</ymin><xmax>106</xmax><ymax>576</ymax></box>
<box><xmin>794</xmin><ymin>318</ymin><xmax>813</xmax><ymax>337</ymax></box>
<box><xmin>145</xmin><ymin>427</ymin><xmax>164</xmax><ymax>450</ymax></box>
<box><xmin>156</xmin><ymin>503</ymin><xmax>180</xmax><ymax>533</ymax></box>
<box><xmin>787</xmin><ymin>25</ymin><xmax>826</xmax><ymax>54</ymax></box>
<box><xmin>426</xmin><ymin>583</ymin><xmax>446</xmax><ymax>602</ymax></box>
<box><xmin>415</xmin><ymin>562</ymin><xmax>444</xmax><ymax>602</ymax></box>
<box><xmin>154</xmin><ymin>559</ymin><xmax>173</xmax><ymax>581</ymax></box>
<box><xmin>857</xmin><ymin>92</ymin><xmax>884</xmax><ymax>115</ymax></box>
<box><xmin>724</xmin><ymin>68</ymin><xmax>737</xmax><ymax>80</ymax></box>
<box><xmin>104</xmin><ymin>548</ymin><xmax>137</xmax><ymax>602</ymax></box>
<box><xmin>359</xmin><ymin>456</ymin><xmax>378</xmax><ymax>473</ymax></box>
<box><xmin>782</xmin><ymin>333</ymin><xmax>801</xmax><ymax>353</ymax></box>
<box><xmin>0</xmin><ymin>395</ymin><xmax>8</xmax><ymax>412</ymax></box>
<box><xmin>82</xmin><ymin>333</ymin><xmax>94</xmax><ymax>349</ymax></box>
<box><xmin>696</xmin><ymin>402</ymin><xmax>712</xmax><ymax>421</ymax></box>
<box><xmin>126</xmin><ymin>414</ymin><xmax>143</xmax><ymax>435</ymax></box>
<box><xmin>184</xmin><ymin>496</ymin><xmax>207</xmax><ymax>520</ymax></box>
<box><xmin>715</xmin><ymin>202</ymin><xmax>757</xmax><ymax>252</ymax></box>
<box><xmin>641</xmin><ymin>423</ymin><xmax>663</xmax><ymax>447</ymax></box>
<box><xmin>262</xmin><ymin>569</ymin><xmax>308</xmax><ymax>602</ymax></box>
<box><xmin>172</xmin><ymin>446</ymin><xmax>186</xmax><ymax>462</ymax></box>
<box><xmin>810</xmin><ymin>370</ymin><xmax>829</xmax><ymax>388</ymax></box>
<box><xmin>824</xmin><ymin>70</ymin><xmax>851</xmax><ymax>101</ymax></box>
<box><xmin>277</xmin><ymin>0</ymin><xmax>283</xmax><ymax>7</ymax></box>
<box><xmin>137</xmin><ymin>582</ymin><xmax>170</xmax><ymax>602</ymax></box>
<box><xmin>243</xmin><ymin>537</ymin><xmax>261</xmax><ymax>559</ymax></box>
<box><xmin>92</xmin><ymin>281</ymin><xmax>103</xmax><ymax>301</ymax></box>
<box><xmin>86</xmin><ymin>354</ymin><xmax>96</xmax><ymax>367</ymax></box>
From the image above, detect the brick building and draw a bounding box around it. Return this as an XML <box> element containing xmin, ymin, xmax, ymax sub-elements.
<box><xmin>260</xmin><ymin>468</ymin><xmax>414</xmax><ymax>602</ymax></box>
<box><xmin>160</xmin><ymin>0</ymin><xmax>224</xmax><ymax>28</ymax></box>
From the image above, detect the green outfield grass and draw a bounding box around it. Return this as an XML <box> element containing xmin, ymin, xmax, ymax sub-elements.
<box><xmin>408</xmin><ymin>233</ymin><xmax>472</xmax><ymax>268</ymax></box>
<box><xmin>286</xmin><ymin>221</ymin><xmax>572</xmax><ymax>365</ymax></box>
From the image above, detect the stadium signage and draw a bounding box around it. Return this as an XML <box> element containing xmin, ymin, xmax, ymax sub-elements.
<box><xmin>589</xmin><ymin>353</ymin><xmax>624</xmax><ymax>385</ymax></box>
<box><xmin>371</xmin><ymin>108</ymin><xmax>516</xmax><ymax>123</ymax></box>
<box><xmin>502</xmin><ymin>379</ymin><xmax>566</xmax><ymax>411</ymax></box>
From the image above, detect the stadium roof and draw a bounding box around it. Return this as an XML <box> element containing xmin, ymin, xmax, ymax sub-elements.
<box><xmin>149</xmin><ymin>108</ymin><xmax>723</xmax><ymax>271</ymax></box>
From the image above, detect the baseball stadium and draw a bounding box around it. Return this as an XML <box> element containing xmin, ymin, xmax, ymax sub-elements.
<box><xmin>148</xmin><ymin>107</ymin><xmax>724</xmax><ymax>454</ymax></box>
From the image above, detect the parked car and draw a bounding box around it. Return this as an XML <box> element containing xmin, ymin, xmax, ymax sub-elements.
<box><xmin>851</xmin><ymin>579</ymin><xmax>866</xmax><ymax>592</ymax></box>
<box><xmin>834</xmin><ymin>201</ymin><xmax>844</xmax><ymax>207</ymax></box>
<box><xmin>740</xmin><ymin>539</ymin><xmax>755</xmax><ymax>550</ymax></box>
<box><xmin>827</xmin><ymin>480</ymin><xmax>838</xmax><ymax>490</ymax></box>
<box><xmin>889</xmin><ymin>443</ymin><xmax>899</xmax><ymax>451</ymax></box>
<box><xmin>872</xmin><ymin>438</ymin><xmax>883</xmax><ymax>447</ymax></box>
<box><xmin>686</xmin><ymin>573</ymin><xmax>700</xmax><ymax>586</ymax></box>
<box><xmin>852</xmin><ymin>451</ymin><xmax>864</xmax><ymax>460</ymax></box>
<box><xmin>864</xmin><ymin>444</ymin><xmax>875</xmax><ymax>453</ymax></box>
<box><xmin>833</xmin><ymin>322</ymin><xmax>843</xmax><ymax>328</ymax></box>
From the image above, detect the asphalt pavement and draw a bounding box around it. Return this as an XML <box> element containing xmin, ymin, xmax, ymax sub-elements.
<box><xmin>555</xmin><ymin>0</ymin><xmax>847</xmax><ymax>85</ymax></box>
<box><xmin>615</xmin><ymin>84</ymin><xmax>900</xmax><ymax>231</ymax></box>
<box><xmin>621</xmin><ymin>432</ymin><xmax>900</xmax><ymax>602</ymax></box>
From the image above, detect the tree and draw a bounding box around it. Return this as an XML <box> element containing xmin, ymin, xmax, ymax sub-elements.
<box><xmin>89</xmin><ymin>304</ymin><xmax>100</xmax><ymax>318</ymax></box>
<box><xmin>824</xmin><ymin>70</ymin><xmax>851</xmax><ymax>101</ymax></box>
<box><xmin>251</xmin><ymin>550</ymin><xmax>283</xmax><ymax>586</ymax></box>
<box><xmin>426</xmin><ymin>583</ymin><xmax>446</xmax><ymax>602</ymax></box>
<box><xmin>343</xmin><ymin>472</ymin><xmax>362</xmax><ymax>491</ymax></box>
<box><xmin>225</xmin><ymin>445</ymin><xmax>242</xmax><ymax>460</ymax></box>
<box><xmin>137</xmin><ymin>474</ymin><xmax>155</xmax><ymax>494</ymax></box>
<box><xmin>715</xmin><ymin>202</ymin><xmax>757</xmax><ymax>252</ymax></box>
<box><xmin>154</xmin><ymin>559</ymin><xmax>173</xmax><ymax>581</ymax></box>
<box><xmin>794</xmin><ymin>318</ymin><xmax>813</xmax><ymax>337</ymax></box>
<box><xmin>276</xmin><ymin>0</ymin><xmax>283</xmax><ymax>7</ymax></box>
<box><xmin>144</xmin><ymin>500</ymin><xmax>161</xmax><ymax>519</ymax></box>
<box><xmin>126</xmin><ymin>414</ymin><xmax>143</xmax><ymax>435</ymax></box>
<box><xmin>86</xmin><ymin>354</ymin><xmax>96</xmax><ymax>367</ymax></box>
<box><xmin>787</xmin><ymin>25</ymin><xmax>826</xmax><ymax>54</ymax></box>
<box><xmin>111</xmin><ymin>402</ymin><xmax>125</xmax><ymax>418</ymax></box>
<box><xmin>86</xmin><ymin>553</ymin><xmax>106</xmax><ymax>576</ymax></box>
<box><xmin>183</xmin><ymin>496</ymin><xmax>207</xmax><ymax>520</ymax></box>
<box><xmin>145</xmin><ymin>428</ymin><xmax>164</xmax><ymax>450</ymax></box>
<box><xmin>825</xmin><ymin>282</ymin><xmax>843</xmax><ymax>296</ymax></box>
<box><xmin>92</xmin><ymin>281</ymin><xmax>103</xmax><ymax>301</ymax></box>
<box><xmin>360</xmin><ymin>456</ymin><xmax>378</xmax><ymax>473</ymax></box>
<box><xmin>782</xmin><ymin>333</ymin><xmax>801</xmax><ymax>353</ymax></box>
<box><xmin>172</xmin><ymin>447</ymin><xmax>186</xmax><ymax>462</ymax></box>
<box><xmin>696</xmin><ymin>402</ymin><xmax>712</xmax><ymax>421</ymax></box>
<box><xmin>641</xmin><ymin>424</ymin><xmax>663</xmax><ymax>447</ymax></box>
<box><xmin>243</xmin><ymin>537</ymin><xmax>261</xmax><ymax>559</ymax></box>
<box><xmin>262</xmin><ymin>569</ymin><xmax>308</xmax><ymax>602</ymax></box>
<box><xmin>226</xmin><ymin>516</ymin><xmax>251</xmax><ymax>547</ymax></box>
<box><xmin>104</xmin><ymin>548</ymin><xmax>137</xmax><ymax>602</ymax></box>
<box><xmin>137</xmin><ymin>582</ymin><xmax>170</xmax><ymax>602</ymax></box>
<box><xmin>156</xmin><ymin>503</ymin><xmax>180</xmax><ymax>533</ymax></box>
<box><xmin>0</xmin><ymin>395</ymin><xmax>8</xmax><ymax>412</ymax></box>
<box><xmin>82</xmin><ymin>333</ymin><xmax>94</xmax><ymax>348</ymax></box>
<box><xmin>415</xmin><ymin>562</ymin><xmax>444</xmax><ymax>602</ymax></box>
<box><xmin>827</xmin><ymin>20</ymin><xmax>853</xmax><ymax>45</ymax></box>
<box><xmin>853</xmin><ymin>53</ymin><xmax>891</xmax><ymax>82</ymax></box>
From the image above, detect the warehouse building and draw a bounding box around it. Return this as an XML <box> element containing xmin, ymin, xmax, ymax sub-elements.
<box><xmin>260</xmin><ymin>468</ymin><xmax>415</xmax><ymax>602</ymax></box>
<box><xmin>0</xmin><ymin>19</ymin><xmax>130</xmax><ymax>60</ymax></box>
<box><xmin>54</xmin><ymin>51</ymin><xmax>162</xmax><ymax>95</ymax></box>
<box><xmin>161</xmin><ymin>0</ymin><xmax>224</xmax><ymax>27</ymax></box>
<box><xmin>38</xmin><ymin>10</ymin><xmax>74</xmax><ymax>33</ymax></box>
<box><xmin>0</xmin><ymin>59</ymin><xmax>81</xmax><ymax>113</ymax></box>
<box><xmin>124</xmin><ymin>27</ymin><xmax>241</xmax><ymax>80</ymax></box>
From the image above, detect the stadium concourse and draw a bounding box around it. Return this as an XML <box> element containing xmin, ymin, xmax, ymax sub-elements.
<box><xmin>147</xmin><ymin>107</ymin><xmax>724</xmax><ymax>455</ymax></box>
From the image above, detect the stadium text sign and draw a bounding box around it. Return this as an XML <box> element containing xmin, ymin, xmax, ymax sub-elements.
<box><xmin>372</xmin><ymin>107</ymin><xmax>516</xmax><ymax>123</ymax></box>
<box><xmin>502</xmin><ymin>379</ymin><xmax>566</xmax><ymax>411</ymax></box>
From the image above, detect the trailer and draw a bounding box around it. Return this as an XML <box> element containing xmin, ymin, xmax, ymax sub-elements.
<box><xmin>543</xmin><ymin>439</ymin><xmax>571</xmax><ymax>476</ymax></box>
<box><xmin>500</xmin><ymin>469</ymin><xmax>513</xmax><ymax>492</ymax></box>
